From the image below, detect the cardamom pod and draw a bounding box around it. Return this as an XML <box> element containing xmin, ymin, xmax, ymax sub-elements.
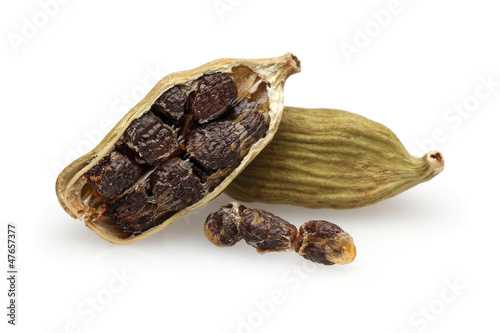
<box><xmin>55</xmin><ymin>54</ymin><xmax>300</xmax><ymax>244</ymax></box>
<box><xmin>225</xmin><ymin>107</ymin><xmax>444</xmax><ymax>209</ymax></box>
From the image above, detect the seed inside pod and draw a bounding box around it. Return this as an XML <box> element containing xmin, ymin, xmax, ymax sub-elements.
<box><xmin>186</xmin><ymin>120</ymin><xmax>242</xmax><ymax>171</ymax></box>
<box><xmin>77</xmin><ymin>70</ymin><xmax>277</xmax><ymax>235</ymax></box>
<box><xmin>151</xmin><ymin>85</ymin><xmax>187</xmax><ymax>121</ymax></box>
<box><xmin>86</xmin><ymin>150</ymin><xmax>142</xmax><ymax>198</ymax></box>
<box><xmin>123</xmin><ymin>113</ymin><xmax>179</xmax><ymax>165</ymax></box>
<box><xmin>76</xmin><ymin>71</ymin><xmax>273</xmax><ymax>235</ymax></box>
<box><xmin>226</xmin><ymin>99</ymin><xmax>269</xmax><ymax>140</ymax></box>
<box><xmin>188</xmin><ymin>73</ymin><xmax>238</xmax><ymax>122</ymax></box>
<box><xmin>295</xmin><ymin>220</ymin><xmax>356</xmax><ymax>265</ymax></box>
<box><xmin>150</xmin><ymin>157</ymin><xmax>204</xmax><ymax>212</ymax></box>
<box><xmin>107</xmin><ymin>185</ymin><xmax>156</xmax><ymax>234</ymax></box>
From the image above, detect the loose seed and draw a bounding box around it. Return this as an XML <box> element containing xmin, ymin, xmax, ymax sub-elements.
<box><xmin>295</xmin><ymin>220</ymin><xmax>356</xmax><ymax>265</ymax></box>
<box><xmin>204</xmin><ymin>203</ymin><xmax>356</xmax><ymax>265</ymax></box>
<box><xmin>204</xmin><ymin>202</ymin><xmax>246</xmax><ymax>247</ymax></box>
<box><xmin>239</xmin><ymin>208</ymin><xmax>298</xmax><ymax>253</ymax></box>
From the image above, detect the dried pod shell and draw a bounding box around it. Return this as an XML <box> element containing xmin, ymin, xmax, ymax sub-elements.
<box><xmin>225</xmin><ymin>107</ymin><xmax>445</xmax><ymax>209</ymax></box>
<box><xmin>55</xmin><ymin>54</ymin><xmax>300</xmax><ymax>244</ymax></box>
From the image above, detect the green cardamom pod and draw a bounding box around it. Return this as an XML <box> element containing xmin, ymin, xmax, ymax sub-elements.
<box><xmin>225</xmin><ymin>106</ymin><xmax>444</xmax><ymax>209</ymax></box>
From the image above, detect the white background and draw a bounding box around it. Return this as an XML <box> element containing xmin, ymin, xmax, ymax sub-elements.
<box><xmin>1</xmin><ymin>0</ymin><xmax>499</xmax><ymax>332</ymax></box>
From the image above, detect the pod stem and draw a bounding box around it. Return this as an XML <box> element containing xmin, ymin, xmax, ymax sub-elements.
<box><xmin>426</xmin><ymin>151</ymin><xmax>445</xmax><ymax>174</ymax></box>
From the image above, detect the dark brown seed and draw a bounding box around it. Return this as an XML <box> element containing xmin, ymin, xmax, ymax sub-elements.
<box><xmin>227</xmin><ymin>99</ymin><xmax>259</xmax><ymax>118</ymax></box>
<box><xmin>187</xmin><ymin>73</ymin><xmax>237</xmax><ymax>122</ymax></box>
<box><xmin>151</xmin><ymin>85</ymin><xmax>187</xmax><ymax>121</ymax></box>
<box><xmin>87</xmin><ymin>151</ymin><xmax>142</xmax><ymax>197</ymax></box>
<box><xmin>295</xmin><ymin>220</ymin><xmax>356</xmax><ymax>265</ymax></box>
<box><xmin>239</xmin><ymin>208</ymin><xmax>298</xmax><ymax>253</ymax></box>
<box><xmin>124</xmin><ymin>112</ymin><xmax>178</xmax><ymax>165</ymax></box>
<box><xmin>149</xmin><ymin>157</ymin><xmax>204</xmax><ymax>212</ymax></box>
<box><xmin>191</xmin><ymin>163</ymin><xmax>232</xmax><ymax>192</ymax></box>
<box><xmin>185</xmin><ymin>120</ymin><xmax>241</xmax><ymax>171</ymax></box>
<box><xmin>107</xmin><ymin>185</ymin><xmax>156</xmax><ymax>234</ymax></box>
<box><xmin>204</xmin><ymin>202</ymin><xmax>246</xmax><ymax>247</ymax></box>
<box><xmin>227</xmin><ymin>99</ymin><xmax>269</xmax><ymax>140</ymax></box>
<box><xmin>203</xmin><ymin>168</ymin><xmax>234</xmax><ymax>192</ymax></box>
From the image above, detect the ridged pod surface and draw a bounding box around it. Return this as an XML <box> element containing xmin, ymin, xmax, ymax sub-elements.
<box><xmin>225</xmin><ymin>107</ymin><xmax>444</xmax><ymax>209</ymax></box>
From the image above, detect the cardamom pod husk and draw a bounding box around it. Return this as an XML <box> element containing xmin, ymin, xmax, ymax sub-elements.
<box><xmin>56</xmin><ymin>54</ymin><xmax>300</xmax><ymax>244</ymax></box>
<box><xmin>225</xmin><ymin>107</ymin><xmax>444</xmax><ymax>209</ymax></box>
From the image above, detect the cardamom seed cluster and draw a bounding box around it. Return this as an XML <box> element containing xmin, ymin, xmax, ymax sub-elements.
<box><xmin>204</xmin><ymin>202</ymin><xmax>357</xmax><ymax>265</ymax></box>
<box><xmin>56</xmin><ymin>54</ymin><xmax>300</xmax><ymax>244</ymax></box>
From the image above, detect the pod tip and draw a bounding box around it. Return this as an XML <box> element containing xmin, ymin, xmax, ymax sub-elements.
<box><xmin>426</xmin><ymin>151</ymin><xmax>445</xmax><ymax>173</ymax></box>
<box><xmin>290</xmin><ymin>53</ymin><xmax>301</xmax><ymax>69</ymax></box>
<box><xmin>283</xmin><ymin>53</ymin><xmax>301</xmax><ymax>73</ymax></box>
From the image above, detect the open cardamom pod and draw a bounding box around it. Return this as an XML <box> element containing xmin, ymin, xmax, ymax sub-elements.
<box><xmin>55</xmin><ymin>54</ymin><xmax>300</xmax><ymax>244</ymax></box>
<box><xmin>225</xmin><ymin>107</ymin><xmax>444</xmax><ymax>209</ymax></box>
